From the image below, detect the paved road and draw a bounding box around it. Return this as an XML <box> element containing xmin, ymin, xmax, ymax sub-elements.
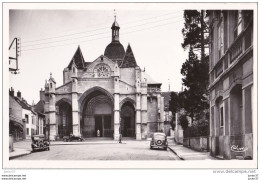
<box><xmin>13</xmin><ymin>140</ymin><xmax>179</xmax><ymax>160</ymax></box>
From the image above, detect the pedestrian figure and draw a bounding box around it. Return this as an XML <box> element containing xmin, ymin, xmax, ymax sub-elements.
<box><xmin>70</xmin><ymin>132</ymin><xmax>73</xmax><ymax>137</ymax></box>
<box><xmin>97</xmin><ymin>129</ymin><xmax>100</xmax><ymax>137</ymax></box>
<box><xmin>119</xmin><ymin>126</ymin><xmax>122</xmax><ymax>143</ymax></box>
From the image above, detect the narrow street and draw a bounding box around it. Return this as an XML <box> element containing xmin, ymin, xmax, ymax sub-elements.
<box><xmin>12</xmin><ymin>140</ymin><xmax>180</xmax><ymax>160</ymax></box>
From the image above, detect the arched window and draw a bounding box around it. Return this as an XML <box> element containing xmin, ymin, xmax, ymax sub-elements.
<box><xmin>73</xmin><ymin>67</ymin><xmax>75</xmax><ymax>73</ymax></box>
<box><xmin>50</xmin><ymin>83</ymin><xmax>52</xmax><ymax>88</ymax></box>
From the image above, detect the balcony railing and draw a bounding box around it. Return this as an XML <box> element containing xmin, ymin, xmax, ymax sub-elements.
<box><xmin>210</xmin><ymin>21</ymin><xmax>253</xmax><ymax>85</ymax></box>
<box><xmin>147</xmin><ymin>87</ymin><xmax>161</xmax><ymax>93</ymax></box>
<box><xmin>230</xmin><ymin>36</ymin><xmax>243</xmax><ymax>63</ymax></box>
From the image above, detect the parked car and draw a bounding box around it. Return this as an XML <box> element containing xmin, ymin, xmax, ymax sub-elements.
<box><xmin>150</xmin><ymin>132</ymin><xmax>168</xmax><ymax>150</ymax></box>
<box><xmin>63</xmin><ymin>134</ymin><xmax>84</xmax><ymax>142</ymax></box>
<box><xmin>31</xmin><ymin>135</ymin><xmax>50</xmax><ymax>152</ymax></box>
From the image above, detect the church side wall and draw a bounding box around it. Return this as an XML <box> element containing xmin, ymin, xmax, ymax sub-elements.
<box><xmin>120</xmin><ymin>68</ymin><xmax>136</xmax><ymax>87</ymax></box>
<box><xmin>147</xmin><ymin>97</ymin><xmax>158</xmax><ymax>138</ymax></box>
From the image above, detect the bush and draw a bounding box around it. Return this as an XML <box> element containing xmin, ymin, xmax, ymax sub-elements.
<box><xmin>184</xmin><ymin>119</ymin><xmax>209</xmax><ymax>138</ymax></box>
<box><xmin>178</xmin><ymin>114</ymin><xmax>189</xmax><ymax>130</ymax></box>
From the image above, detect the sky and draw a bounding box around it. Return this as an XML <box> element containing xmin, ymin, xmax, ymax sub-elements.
<box><xmin>9</xmin><ymin>7</ymin><xmax>188</xmax><ymax>104</ymax></box>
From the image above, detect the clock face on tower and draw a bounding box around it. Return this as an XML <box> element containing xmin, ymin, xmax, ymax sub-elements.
<box><xmin>94</xmin><ymin>63</ymin><xmax>111</xmax><ymax>77</ymax></box>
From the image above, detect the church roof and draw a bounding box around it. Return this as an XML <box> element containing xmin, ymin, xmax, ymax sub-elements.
<box><xmin>34</xmin><ymin>100</ymin><xmax>45</xmax><ymax>114</ymax></box>
<box><xmin>104</xmin><ymin>41</ymin><xmax>125</xmax><ymax>61</ymax></box>
<box><xmin>142</xmin><ymin>71</ymin><xmax>161</xmax><ymax>85</ymax></box>
<box><xmin>67</xmin><ymin>46</ymin><xmax>85</xmax><ymax>69</ymax></box>
<box><xmin>120</xmin><ymin>44</ymin><xmax>137</xmax><ymax>68</ymax></box>
<box><xmin>112</xmin><ymin>20</ymin><xmax>120</xmax><ymax>28</ymax></box>
<box><xmin>12</xmin><ymin>96</ymin><xmax>32</xmax><ymax>111</ymax></box>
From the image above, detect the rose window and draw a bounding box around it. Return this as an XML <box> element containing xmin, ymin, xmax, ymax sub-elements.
<box><xmin>95</xmin><ymin>64</ymin><xmax>110</xmax><ymax>77</ymax></box>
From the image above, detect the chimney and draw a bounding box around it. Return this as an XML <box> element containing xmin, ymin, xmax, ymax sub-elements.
<box><xmin>40</xmin><ymin>88</ymin><xmax>45</xmax><ymax>101</ymax></box>
<box><xmin>9</xmin><ymin>87</ymin><xmax>14</xmax><ymax>96</ymax></box>
<box><xmin>17</xmin><ymin>91</ymin><xmax>21</xmax><ymax>98</ymax></box>
<box><xmin>31</xmin><ymin>100</ymin><xmax>35</xmax><ymax>111</ymax></box>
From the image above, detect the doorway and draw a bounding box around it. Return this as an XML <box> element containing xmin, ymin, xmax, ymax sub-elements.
<box><xmin>122</xmin><ymin>117</ymin><xmax>131</xmax><ymax>137</ymax></box>
<box><xmin>95</xmin><ymin>115</ymin><xmax>112</xmax><ymax>137</ymax></box>
<box><xmin>95</xmin><ymin>116</ymin><xmax>103</xmax><ymax>137</ymax></box>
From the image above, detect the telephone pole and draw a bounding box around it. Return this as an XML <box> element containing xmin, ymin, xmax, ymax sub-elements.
<box><xmin>9</xmin><ymin>37</ymin><xmax>21</xmax><ymax>74</ymax></box>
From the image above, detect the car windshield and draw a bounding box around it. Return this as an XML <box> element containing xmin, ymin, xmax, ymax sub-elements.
<box><xmin>154</xmin><ymin>133</ymin><xmax>166</xmax><ymax>138</ymax></box>
<box><xmin>33</xmin><ymin>136</ymin><xmax>40</xmax><ymax>140</ymax></box>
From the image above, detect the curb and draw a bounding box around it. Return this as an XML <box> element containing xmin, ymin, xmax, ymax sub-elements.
<box><xmin>9</xmin><ymin>151</ymin><xmax>32</xmax><ymax>160</ymax></box>
<box><xmin>168</xmin><ymin>146</ymin><xmax>184</xmax><ymax>160</ymax></box>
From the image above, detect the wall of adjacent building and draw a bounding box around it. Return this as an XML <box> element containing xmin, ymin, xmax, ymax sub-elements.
<box><xmin>209</xmin><ymin>10</ymin><xmax>253</xmax><ymax>159</ymax></box>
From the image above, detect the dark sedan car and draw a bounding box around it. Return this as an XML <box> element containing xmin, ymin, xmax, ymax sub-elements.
<box><xmin>63</xmin><ymin>134</ymin><xmax>84</xmax><ymax>142</ymax></box>
<box><xmin>150</xmin><ymin>132</ymin><xmax>168</xmax><ymax>150</ymax></box>
<box><xmin>31</xmin><ymin>135</ymin><xmax>50</xmax><ymax>152</ymax></box>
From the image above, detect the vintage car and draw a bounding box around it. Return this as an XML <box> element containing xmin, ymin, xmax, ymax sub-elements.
<box><xmin>63</xmin><ymin>134</ymin><xmax>84</xmax><ymax>142</ymax></box>
<box><xmin>150</xmin><ymin>132</ymin><xmax>168</xmax><ymax>150</ymax></box>
<box><xmin>31</xmin><ymin>135</ymin><xmax>50</xmax><ymax>152</ymax></box>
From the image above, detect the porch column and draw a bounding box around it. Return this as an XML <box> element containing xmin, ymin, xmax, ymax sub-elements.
<box><xmin>136</xmin><ymin>93</ymin><xmax>142</xmax><ymax>140</ymax></box>
<box><xmin>113</xmin><ymin>64</ymin><xmax>120</xmax><ymax>140</ymax></box>
<box><xmin>49</xmin><ymin>94</ymin><xmax>57</xmax><ymax>141</ymax></box>
<box><xmin>72</xmin><ymin>78</ymin><xmax>80</xmax><ymax>136</ymax></box>
<box><xmin>114</xmin><ymin>94</ymin><xmax>120</xmax><ymax>140</ymax></box>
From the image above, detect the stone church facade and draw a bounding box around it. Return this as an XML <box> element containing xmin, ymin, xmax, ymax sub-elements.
<box><xmin>41</xmin><ymin>19</ymin><xmax>165</xmax><ymax>141</ymax></box>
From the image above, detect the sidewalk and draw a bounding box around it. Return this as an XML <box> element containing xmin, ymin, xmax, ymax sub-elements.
<box><xmin>167</xmin><ymin>137</ymin><xmax>218</xmax><ymax>160</ymax></box>
<box><xmin>9</xmin><ymin>140</ymin><xmax>32</xmax><ymax>160</ymax></box>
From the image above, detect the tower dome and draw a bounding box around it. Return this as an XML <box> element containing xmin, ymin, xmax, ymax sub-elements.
<box><xmin>104</xmin><ymin>41</ymin><xmax>125</xmax><ymax>61</ymax></box>
<box><xmin>104</xmin><ymin>17</ymin><xmax>125</xmax><ymax>62</ymax></box>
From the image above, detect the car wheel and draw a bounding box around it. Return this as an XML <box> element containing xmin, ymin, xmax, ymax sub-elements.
<box><xmin>47</xmin><ymin>147</ymin><xmax>50</xmax><ymax>151</ymax></box>
<box><xmin>150</xmin><ymin>146</ymin><xmax>152</xmax><ymax>150</ymax></box>
<box><xmin>164</xmin><ymin>147</ymin><xmax>167</xmax><ymax>151</ymax></box>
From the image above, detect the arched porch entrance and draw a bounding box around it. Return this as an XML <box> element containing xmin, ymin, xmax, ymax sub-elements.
<box><xmin>230</xmin><ymin>84</ymin><xmax>242</xmax><ymax>136</ymax></box>
<box><xmin>9</xmin><ymin>121</ymin><xmax>24</xmax><ymax>141</ymax></box>
<box><xmin>80</xmin><ymin>87</ymin><xmax>114</xmax><ymax>138</ymax></box>
<box><xmin>120</xmin><ymin>101</ymin><xmax>135</xmax><ymax>137</ymax></box>
<box><xmin>56</xmin><ymin>100</ymin><xmax>72</xmax><ymax>138</ymax></box>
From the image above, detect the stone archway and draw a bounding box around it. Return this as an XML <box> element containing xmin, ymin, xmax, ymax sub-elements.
<box><xmin>56</xmin><ymin>100</ymin><xmax>72</xmax><ymax>138</ymax></box>
<box><xmin>120</xmin><ymin>101</ymin><xmax>135</xmax><ymax>137</ymax></box>
<box><xmin>80</xmin><ymin>87</ymin><xmax>114</xmax><ymax>138</ymax></box>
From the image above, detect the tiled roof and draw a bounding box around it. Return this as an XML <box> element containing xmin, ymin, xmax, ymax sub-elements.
<box><xmin>67</xmin><ymin>46</ymin><xmax>85</xmax><ymax>69</ymax></box>
<box><xmin>13</xmin><ymin>96</ymin><xmax>32</xmax><ymax>111</ymax></box>
<box><xmin>84</xmin><ymin>62</ymin><xmax>91</xmax><ymax>67</ymax></box>
<box><xmin>120</xmin><ymin>44</ymin><xmax>137</xmax><ymax>68</ymax></box>
<box><xmin>142</xmin><ymin>72</ymin><xmax>161</xmax><ymax>85</ymax></box>
<box><xmin>35</xmin><ymin>100</ymin><xmax>44</xmax><ymax>114</ymax></box>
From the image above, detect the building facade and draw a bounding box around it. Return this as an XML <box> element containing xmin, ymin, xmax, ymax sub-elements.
<box><xmin>41</xmin><ymin>18</ymin><xmax>165</xmax><ymax>141</ymax></box>
<box><xmin>208</xmin><ymin>10</ymin><xmax>253</xmax><ymax>159</ymax></box>
<box><xmin>9</xmin><ymin>88</ymin><xmax>25</xmax><ymax>141</ymax></box>
<box><xmin>9</xmin><ymin>88</ymin><xmax>38</xmax><ymax>140</ymax></box>
<box><xmin>34</xmin><ymin>98</ymin><xmax>46</xmax><ymax>135</ymax></box>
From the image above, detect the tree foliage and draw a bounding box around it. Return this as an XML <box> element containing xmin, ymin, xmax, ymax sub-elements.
<box><xmin>169</xmin><ymin>10</ymin><xmax>210</xmax><ymax>136</ymax></box>
<box><xmin>182</xmin><ymin>10</ymin><xmax>209</xmax><ymax>51</ymax></box>
<box><xmin>178</xmin><ymin>114</ymin><xmax>189</xmax><ymax>130</ymax></box>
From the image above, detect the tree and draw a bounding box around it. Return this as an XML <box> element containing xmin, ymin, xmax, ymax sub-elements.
<box><xmin>169</xmin><ymin>92</ymin><xmax>180</xmax><ymax>115</ymax></box>
<box><xmin>180</xmin><ymin>10</ymin><xmax>209</xmax><ymax>123</ymax></box>
<box><xmin>169</xmin><ymin>92</ymin><xmax>180</xmax><ymax>129</ymax></box>
<box><xmin>178</xmin><ymin>114</ymin><xmax>189</xmax><ymax>130</ymax></box>
<box><xmin>182</xmin><ymin>10</ymin><xmax>209</xmax><ymax>59</ymax></box>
